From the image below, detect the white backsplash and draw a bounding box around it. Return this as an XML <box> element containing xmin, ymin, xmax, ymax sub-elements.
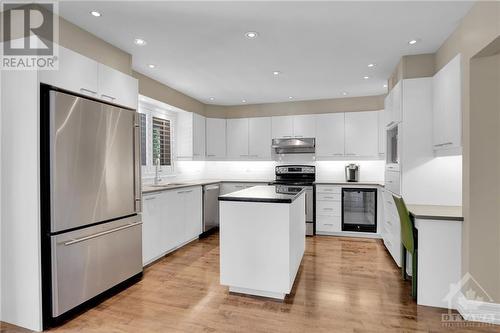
<box><xmin>172</xmin><ymin>159</ymin><xmax>385</xmax><ymax>182</ymax></box>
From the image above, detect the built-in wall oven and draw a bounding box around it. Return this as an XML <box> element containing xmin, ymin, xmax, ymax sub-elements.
<box><xmin>270</xmin><ymin>165</ymin><xmax>315</xmax><ymax>236</ymax></box>
<box><xmin>342</xmin><ymin>188</ymin><xmax>377</xmax><ymax>233</ymax></box>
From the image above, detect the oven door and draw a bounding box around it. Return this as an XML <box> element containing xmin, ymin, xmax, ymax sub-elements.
<box><xmin>281</xmin><ymin>185</ymin><xmax>314</xmax><ymax>235</ymax></box>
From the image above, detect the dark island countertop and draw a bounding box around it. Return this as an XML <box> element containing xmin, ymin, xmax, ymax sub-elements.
<box><xmin>218</xmin><ymin>185</ymin><xmax>305</xmax><ymax>204</ymax></box>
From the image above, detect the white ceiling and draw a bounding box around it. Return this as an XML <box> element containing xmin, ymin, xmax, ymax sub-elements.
<box><xmin>59</xmin><ymin>1</ymin><xmax>473</xmax><ymax>106</ymax></box>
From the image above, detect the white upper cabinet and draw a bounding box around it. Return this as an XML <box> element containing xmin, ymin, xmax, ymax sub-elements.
<box><xmin>272</xmin><ymin>116</ymin><xmax>294</xmax><ymax>138</ymax></box>
<box><xmin>39</xmin><ymin>46</ymin><xmax>98</xmax><ymax>98</ymax></box>
<box><xmin>315</xmin><ymin>113</ymin><xmax>345</xmax><ymax>157</ymax></box>
<box><xmin>206</xmin><ymin>118</ymin><xmax>226</xmax><ymax>158</ymax></box>
<box><xmin>193</xmin><ymin>113</ymin><xmax>206</xmax><ymax>158</ymax></box>
<box><xmin>177</xmin><ymin>112</ymin><xmax>205</xmax><ymax>160</ymax></box>
<box><xmin>98</xmin><ymin>64</ymin><xmax>138</xmax><ymax>109</ymax></box>
<box><xmin>272</xmin><ymin>115</ymin><xmax>316</xmax><ymax>138</ymax></box>
<box><xmin>249</xmin><ymin>117</ymin><xmax>272</xmax><ymax>158</ymax></box>
<box><xmin>345</xmin><ymin>111</ymin><xmax>379</xmax><ymax>157</ymax></box>
<box><xmin>227</xmin><ymin>118</ymin><xmax>249</xmax><ymax>158</ymax></box>
<box><xmin>432</xmin><ymin>54</ymin><xmax>462</xmax><ymax>152</ymax></box>
<box><xmin>293</xmin><ymin>115</ymin><xmax>316</xmax><ymax>138</ymax></box>
<box><xmin>378</xmin><ymin>110</ymin><xmax>386</xmax><ymax>155</ymax></box>
<box><xmin>385</xmin><ymin>81</ymin><xmax>402</xmax><ymax>127</ymax></box>
<box><xmin>39</xmin><ymin>46</ymin><xmax>138</xmax><ymax>109</ymax></box>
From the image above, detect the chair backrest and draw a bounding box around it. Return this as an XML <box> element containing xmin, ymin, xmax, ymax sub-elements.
<box><xmin>392</xmin><ymin>195</ymin><xmax>415</xmax><ymax>254</ymax></box>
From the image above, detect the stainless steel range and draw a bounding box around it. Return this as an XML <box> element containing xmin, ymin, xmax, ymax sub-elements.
<box><xmin>270</xmin><ymin>165</ymin><xmax>315</xmax><ymax>236</ymax></box>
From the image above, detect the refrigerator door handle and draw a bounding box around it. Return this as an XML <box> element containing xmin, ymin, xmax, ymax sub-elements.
<box><xmin>134</xmin><ymin>113</ymin><xmax>142</xmax><ymax>213</ymax></box>
<box><xmin>63</xmin><ymin>222</ymin><xmax>143</xmax><ymax>246</ymax></box>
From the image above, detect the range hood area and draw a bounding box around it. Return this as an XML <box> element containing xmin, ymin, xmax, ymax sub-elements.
<box><xmin>272</xmin><ymin>138</ymin><xmax>315</xmax><ymax>154</ymax></box>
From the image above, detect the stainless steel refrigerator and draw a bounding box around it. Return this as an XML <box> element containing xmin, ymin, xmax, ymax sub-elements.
<box><xmin>40</xmin><ymin>85</ymin><xmax>143</xmax><ymax>327</ymax></box>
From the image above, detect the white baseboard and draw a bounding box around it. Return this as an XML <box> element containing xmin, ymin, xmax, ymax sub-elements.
<box><xmin>455</xmin><ymin>291</ymin><xmax>500</xmax><ymax>325</ymax></box>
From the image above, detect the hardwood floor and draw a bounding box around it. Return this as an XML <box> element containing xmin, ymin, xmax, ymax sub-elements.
<box><xmin>2</xmin><ymin>234</ymin><xmax>500</xmax><ymax>332</ymax></box>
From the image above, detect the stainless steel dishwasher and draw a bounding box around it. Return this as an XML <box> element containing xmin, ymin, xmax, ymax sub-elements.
<box><xmin>203</xmin><ymin>183</ymin><xmax>220</xmax><ymax>233</ymax></box>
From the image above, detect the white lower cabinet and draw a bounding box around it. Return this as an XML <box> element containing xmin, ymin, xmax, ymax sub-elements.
<box><xmin>315</xmin><ymin>185</ymin><xmax>342</xmax><ymax>233</ymax></box>
<box><xmin>142</xmin><ymin>186</ymin><xmax>202</xmax><ymax>266</ymax></box>
<box><xmin>381</xmin><ymin>189</ymin><xmax>401</xmax><ymax>266</ymax></box>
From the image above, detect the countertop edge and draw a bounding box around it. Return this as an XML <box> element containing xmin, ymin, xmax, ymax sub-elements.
<box><xmin>409</xmin><ymin>212</ymin><xmax>464</xmax><ymax>222</ymax></box>
<box><xmin>218</xmin><ymin>197</ymin><xmax>293</xmax><ymax>204</ymax></box>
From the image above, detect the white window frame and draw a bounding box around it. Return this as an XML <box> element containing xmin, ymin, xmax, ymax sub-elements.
<box><xmin>139</xmin><ymin>99</ymin><xmax>177</xmax><ymax>179</ymax></box>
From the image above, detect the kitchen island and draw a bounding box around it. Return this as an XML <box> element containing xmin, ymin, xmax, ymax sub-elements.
<box><xmin>218</xmin><ymin>185</ymin><xmax>306</xmax><ymax>300</ymax></box>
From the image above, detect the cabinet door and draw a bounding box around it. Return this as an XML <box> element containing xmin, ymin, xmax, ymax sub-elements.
<box><xmin>271</xmin><ymin>116</ymin><xmax>294</xmax><ymax>138</ymax></box>
<box><xmin>176</xmin><ymin>112</ymin><xmax>193</xmax><ymax>159</ymax></box>
<box><xmin>378</xmin><ymin>110</ymin><xmax>386</xmax><ymax>155</ymax></box>
<box><xmin>164</xmin><ymin>190</ymin><xmax>185</xmax><ymax>252</ymax></box>
<box><xmin>315</xmin><ymin>113</ymin><xmax>345</xmax><ymax>157</ymax></box>
<box><xmin>193</xmin><ymin>113</ymin><xmax>206</xmax><ymax>158</ymax></box>
<box><xmin>182</xmin><ymin>187</ymin><xmax>202</xmax><ymax>243</ymax></box>
<box><xmin>226</xmin><ymin>118</ymin><xmax>249</xmax><ymax>158</ymax></box>
<box><xmin>345</xmin><ymin>111</ymin><xmax>379</xmax><ymax>157</ymax></box>
<box><xmin>391</xmin><ymin>81</ymin><xmax>402</xmax><ymax>124</ymax></box>
<box><xmin>249</xmin><ymin>117</ymin><xmax>271</xmax><ymax>158</ymax></box>
<box><xmin>39</xmin><ymin>46</ymin><xmax>98</xmax><ymax>98</ymax></box>
<box><xmin>206</xmin><ymin>118</ymin><xmax>226</xmax><ymax>158</ymax></box>
<box><xmin>142</xmin><ymin>193</ymin><xmax>164</xmax><ymax>265</ymax></box>
<box><xmin>293</xmin><ymin>115</ymin><xmax>316</xmax><ymax>138</ymax></box>
<box><xmin>98</xmin><ymin>64</ymin><xmax>138</xmax><ymax>109</ymax></box>
<box><xmin>433</xmin><ymin>54</ymin><xmax>461</xmax><ymax>150</ymax></box>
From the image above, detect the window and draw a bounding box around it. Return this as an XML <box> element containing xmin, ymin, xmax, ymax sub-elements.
<box><xmin>138</xmin><ymin>97</ymin><xmax>177</xmax><ymax>177</ymax></box>
<box><xmin>152</xmin><ymin>117</ymin><xmax>171</xmax><ymax>166</ymax></box>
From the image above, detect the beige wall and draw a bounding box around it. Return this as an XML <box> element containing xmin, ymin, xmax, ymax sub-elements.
<box><xmin>469</xmin><ymin>51</ymin><xmax>500</xmax><ymax>301</ymax></box>
<box><xmin>58</xmin><ymin>17</ymin><xmax>132</xmax><ymax>75</ymax></box>
<box><xmin>205</xmin><ymin>95</ymin><xmax>384</xmax><ymax>118</ymax></box>
<box><xmin>132</xmin><ymin>71</ymin><xmax>205</xmax><ymax>115</ymax></box>
<box><xmin>435</xmin><ymin>1</ymin><xmax>500</xmax><ymax>302</ymax></box>
<box><xmin>388</xmin><ymin>54</ymin><xmax>435</xmax><ymax>89</ymax></box>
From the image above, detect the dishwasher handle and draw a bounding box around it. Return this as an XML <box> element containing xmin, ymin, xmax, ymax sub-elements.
<box><xmin>204</xmin><ymin>184</ymin><xmax>220</xmax><ymax>192</ymax></box>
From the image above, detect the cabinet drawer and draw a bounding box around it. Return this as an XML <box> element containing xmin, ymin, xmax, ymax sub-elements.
<box><xmin>316</xmin><ymin>215</ymin><xmax>341</xmax><ymax>232</ymax></box>
<box><xmin>316</xmin><ymin>193</ymin><xmax>341</xmax><ymax>201</ymax></box>
<box><xmin>316</xmin><ymin>201</ymin><xmax>341</xmax><ymax>216</ymax></box>
<box><xmin>385</xmin><ymin>170</ymin><xmax>401</xmax><ymax>195</ymax></box>
<box><xmin>316</xmin><ymin>186</ymin><xmax>341</xmax><ymax>194</ymax></box>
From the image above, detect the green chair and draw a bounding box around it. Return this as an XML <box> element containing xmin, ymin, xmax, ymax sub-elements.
<box><xmin>392</xmin><ymin>195</ymin><xmax>418</xmax><ymax>300</ymax></box>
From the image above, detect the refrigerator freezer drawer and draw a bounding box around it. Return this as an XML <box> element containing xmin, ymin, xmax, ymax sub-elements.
<box><xmin>51</xmin><ymin>215</ymin><xmax>142</xmax><ymax>317</ymax></box>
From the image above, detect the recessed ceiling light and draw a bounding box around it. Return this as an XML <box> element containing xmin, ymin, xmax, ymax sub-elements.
<box><xmin>244</xmin><ymin>31</ymin><xmax>258</xmax><ymax>39</ymax></box>
<box><xmin>147</xmin><ymin>64</ymin><xmax>155</xmax><ymax>69</ymax></box>
<box><xmin>134</xmin><ymin>38</ymin><xmax>146</xmax><ymax>46</ymax></box>
<box><xmin>368</xmin><ymin>63</ymin><xmax>376</xmax><ymax>68</ymax></box>
<box><xmin>288</xmin><ymin>96</ymin><xmax>294</xmax><ymax>99</ymax></box>
<box><xmin>363</xmin><ymin>76</ymin><xmax>370</xmax><ymax>80</ymax></box>
<box><xmin>408</xmin><ymin>39</ymin><xmax>419</xmax><ymax>45</ymax></box>
<box><xmin>242</xmin><ymin>99</ymin><xmax>247</xmax><ymax>103</ymax></box>
<box><xmin>90</xmin><ymin>11</ymin><xmax>101</xmax><ymax>17</ymax></box>
<box><xmin>273</xmin><ymin>71</ymin><xmax>281</xmax><ymax>76</ymax></box>
<box><xmin>383</xmin><ymin>84</ymin><xmax>388</xmax><ymax>88</ymax></box>
<box><xmin>342</xmin><ymin>91</ymin><xmax>348</xmax><ymax>96</ymax></box>
<box><xmin>209</xmin><ymin>97</ymin><xmax>215</xmax><ymax>101</ymax></box>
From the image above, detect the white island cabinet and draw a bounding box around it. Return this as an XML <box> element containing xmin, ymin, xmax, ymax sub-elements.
<box><xmin>219</xmin><ymin>186</ymin><xmax>305</xmax><ymax>300</ymax></box>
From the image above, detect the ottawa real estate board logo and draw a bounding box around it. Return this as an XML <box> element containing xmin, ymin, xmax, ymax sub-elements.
<box><xmin>1</xmin><ymin>2</ymin><xmax>59</xmax><ymax>70</ymax></box>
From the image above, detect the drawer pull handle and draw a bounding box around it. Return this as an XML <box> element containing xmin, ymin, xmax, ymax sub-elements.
<box><xmin>101</xmin><ymin>94</ymin><xmax>116</xmax><ymax>100</ymax></box>
<box><xmin>80</xmin><ymin>88</ymin><xmax>97</xmax><ymax>95</ymax></box>
<box><xmin>144</xmin><ymin>196</ymin><xmax>156</xmax><ymax>201</ymax></box>
<box><xmin>323</xmin><ymin>208</ymin><xmax>334</xmax><ymax>211</ymax></box>
<box><xmin>64</xmin><ymin>222</ymin><xmax>142</xmax><ymax>246</ymax></box>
